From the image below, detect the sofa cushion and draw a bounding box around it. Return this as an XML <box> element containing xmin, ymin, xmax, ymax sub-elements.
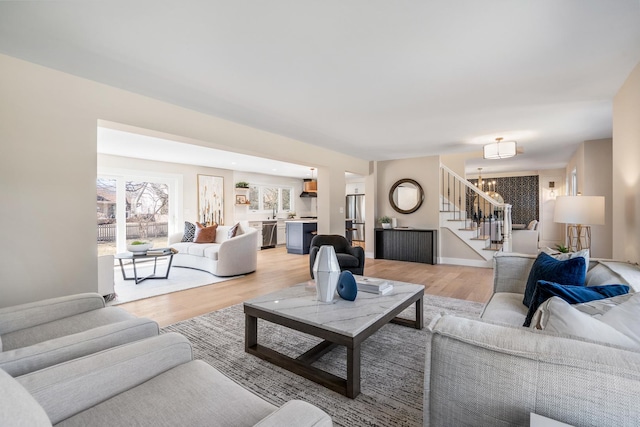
<box><xmin>181</xmin><ymin>221</ymin><xmax>196</xmax><ymax>242</ymax></box>
<box><xmin>194</xmin><ymin>222</ymin><xmax>217</xmax><ymax>243</ymax></box>
<box><xmin>523</xmin><ymin>280</ymin><xmax>630</xmax><ymax>327</ymax></box>
<box><xmin>481</xmin><ymin>292</ymin><xmax>529</xmax><ymax>326</ymax></box>
<box><xmin>0</xmin><ymin>369</ymin><xmax>51</xmax><ymax>426</ymax></box>
<box><xmin>56</xmin><ymin>360</ymin><xmax>276</xmax><ymax>427</ymax></box>
<box><xmin>573</xmin><ymin>293</ymin><xmax>635</xmax><ymax>317</ymax></box>
<box><xmin>523</xmin><ymin>252</ymin><xmax>586</xmax><ymax>308</ymax></box>
<box><xmin>531</xmin><ymin>295</ymin><xmax>640</xmax><ymax>349</ymax></box>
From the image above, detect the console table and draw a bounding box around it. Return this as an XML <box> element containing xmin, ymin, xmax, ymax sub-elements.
<box><xmin>374</xmin><ymin>228</ymin><xmax>437</xmax><ymax>264</ymax></box>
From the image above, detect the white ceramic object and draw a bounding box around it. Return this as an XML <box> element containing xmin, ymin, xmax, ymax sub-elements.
<box><xmin>313</xmin><ymin>245</ymin><xmax>340</xmax><ymax>303</ymax></box>
<box><xmin>127</xmin><ymin>243</ymin><xmax>152</xmax><ymax>253</ymax></box>
<box><xmin>382</xmin><ymin>223</ymin><xmax>392</xmax><ymax>229</ymax></box>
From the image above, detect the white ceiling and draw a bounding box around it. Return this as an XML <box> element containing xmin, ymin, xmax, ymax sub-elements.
<box><xmin>1</xmin><ymin>1</ymin><xmax>639</xmax><ymax>176</ymax></box>
<box><xmin>97</xmin><ymin>127</ymin><xmax>317</xmax><ymax>179</ymax></box>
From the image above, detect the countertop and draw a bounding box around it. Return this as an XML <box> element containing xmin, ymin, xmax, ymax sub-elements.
<box><xmin>285</xmin><ymin>219</ymin><xmax>318</xmax><ymax>224</ymax></box>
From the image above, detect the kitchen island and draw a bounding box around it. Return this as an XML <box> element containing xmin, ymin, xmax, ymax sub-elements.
<box><xmin>285</xmin><ymin>220</ymin><xmax>317</xmax><ymax>254</ymax></box>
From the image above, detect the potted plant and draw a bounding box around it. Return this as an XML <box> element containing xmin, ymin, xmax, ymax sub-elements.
<box><xmin>554</xmin><ymin>243</ymin><xmax>570</xmax><ymax>253</ymax></box>
<box><xmin>235</xmin><ymin>181</ymin><xmax>249</xmax><ymax>189</ymax></box>
<box><xmin>380</xmin><ymin>216</ymin><xmax>392</xmax><ymax>229</ymax></box>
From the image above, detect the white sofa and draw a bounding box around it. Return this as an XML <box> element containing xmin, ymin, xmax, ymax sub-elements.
<box><xmin>424</xmin><ymin>252</ymin><xmax>640</xmax><ymax>426</ymax></box>
<box><xmin>169</xmin><ymin>224</ymin><xmax>258</xmax><ymax>277</ymax></box>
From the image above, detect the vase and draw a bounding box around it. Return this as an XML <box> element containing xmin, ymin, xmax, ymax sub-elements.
<box><xmin>313</xmin><ymin>245</ymin><xmax>340</xmax><ymax>303</ymax></box>
<box><xmin>382</xmin><ymin>223</ymin><xmax>391</xmax><ymax>229</ymax></box>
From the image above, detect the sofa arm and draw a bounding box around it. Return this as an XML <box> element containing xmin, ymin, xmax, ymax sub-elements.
<box><xmin>254</xmin><ymin>400</ymin><xmax>333</xmax><ymax>427</ymax></box>
<box><xmin>425</xmin><ymin>315</ymin><xmax>640</xmax><ymax>427</ymax></box>
<box><xmin>215</xmin><ymin>229</ymin><xmax>258</xmax><ymax>276</ymax></box>
<box><xmin>0</xmin><ymin>293</ymin><xmax>106</xmax><ymax>335</ymax></box>
<box><xmin>0</xmin><ymin>317</ymin><xmax>159</xmax><ymax>376</ymax></box>
<box><xmin>492</xmin><ymin>252</ymin><xmax>536</xmax><ymax>294</ymax></box>
<box><xmin>17</xmin><ymin>333</ymin><xmax>193</xmax><ymax>425</ymax></box>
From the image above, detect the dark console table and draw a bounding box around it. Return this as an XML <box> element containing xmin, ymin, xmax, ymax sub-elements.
<box><xmin>374</xmin><ymin>228</ymin><xmax>437</xmax><ymax>264</ymax></box>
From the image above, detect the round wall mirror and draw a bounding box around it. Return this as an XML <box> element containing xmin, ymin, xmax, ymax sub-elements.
<box><xmin>389</xmin><ymin>178</ymin><xmax>424</xmax><ymax>214</ymax></box>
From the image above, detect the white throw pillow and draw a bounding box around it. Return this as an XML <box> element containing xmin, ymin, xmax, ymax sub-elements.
<box><xmin>599</xmin><ymin>292</ymin><xmax>640</xmax><ymax>346</ymax></box>
<box><xmin>531</xmin><ymin>296</ymin><xmax>640</xmax><ymax>350</ymax></box>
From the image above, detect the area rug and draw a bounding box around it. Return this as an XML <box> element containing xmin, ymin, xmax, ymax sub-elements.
<box><xmin>109</xmin><ymin>260</ymin><xmax>242</xmax><ymax>305</ymax></box>
<box><xmin>163</xmin><ymin>294</ymin><xmax>484</xmax><ymax>427</ymax></box>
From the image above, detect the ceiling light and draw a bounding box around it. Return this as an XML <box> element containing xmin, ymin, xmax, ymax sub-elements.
<box><xmin>483</xmin><ymin>137</ymin><xmax>517</xmax><ymax>160</ymax></box>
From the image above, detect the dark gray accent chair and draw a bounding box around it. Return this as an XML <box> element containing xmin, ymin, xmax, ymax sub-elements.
<box><xmin>309</xmin><ymin>234</ymin><xmax>365</xmax><ymax>278</ymax></box>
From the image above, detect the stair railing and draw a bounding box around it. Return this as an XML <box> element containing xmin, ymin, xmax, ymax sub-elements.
<box><xmin>440</xmin><ymin>163</ymin><xmax>512</xmax><ymax>251</ymax></box>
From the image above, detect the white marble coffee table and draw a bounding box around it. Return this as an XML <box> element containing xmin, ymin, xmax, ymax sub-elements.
<box><xmin>243</xmin><ymin>278</ymin><xmax>424</xmax><ymax>398</ymax></box>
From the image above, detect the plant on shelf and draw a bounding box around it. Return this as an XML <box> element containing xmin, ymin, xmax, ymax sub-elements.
<box><xmin>235</xmin><ymin>181</ymin><xmax>250</xmax><ymax>188</ymax></box>
<box><xmin>379</xmin><ymin>216</ymin><xmax>392</xmax><ymax>229</ymax></box>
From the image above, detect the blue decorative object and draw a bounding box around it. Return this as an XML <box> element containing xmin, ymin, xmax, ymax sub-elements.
<box><xmin>337</xmin><ymin>271</ymin><xmax>358</xmax><ymax>301</ymax></box>
<box><xmin>523</xmin><ymin>280</ymin><xmax>630</xmax><ymax>327</ymax></box>
<box><xmin>523</xmin><ymin>252</ymin><xmax>586</xmax><ymax>307</ymax></box>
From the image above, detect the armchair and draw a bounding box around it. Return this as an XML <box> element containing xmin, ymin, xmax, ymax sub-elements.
<box><xmin>0</xmin><ymin>293</ymin><xmax>158</xmax><ymax>376</ymax></box>
<box><xmin>309</xmin><ymin>234</ymin><xmax>365</xmax><ymax>278</ymax></box>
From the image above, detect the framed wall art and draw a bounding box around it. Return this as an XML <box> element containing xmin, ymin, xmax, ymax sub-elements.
<box><xmin>197</xmin><ymin>174</ymin><xmax>224</xmax><ymax>225</ymax></box>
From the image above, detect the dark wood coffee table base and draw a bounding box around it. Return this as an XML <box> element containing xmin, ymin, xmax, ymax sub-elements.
<box><xmin>244</xmin><ymin>291</ymin><xmax>423</xmax><ymax>398</ymax></box>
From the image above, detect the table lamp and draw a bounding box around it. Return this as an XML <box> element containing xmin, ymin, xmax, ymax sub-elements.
<box><xmin>553</xmin><ymin>195</ymin><xmax>605</xmax><ymax>253</ymax></box>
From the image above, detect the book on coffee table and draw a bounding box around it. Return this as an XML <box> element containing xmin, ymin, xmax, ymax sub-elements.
<box><xmin>356</xmin><ymin>277</ymin><xmax>394</xmax><ymax>295</ymax></box>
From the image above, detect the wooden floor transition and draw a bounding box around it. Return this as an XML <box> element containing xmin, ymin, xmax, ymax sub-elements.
<box><xmin>119</xmin><ymin>247</ymin><xmax>494</xmax><ymax>327</ymax></box>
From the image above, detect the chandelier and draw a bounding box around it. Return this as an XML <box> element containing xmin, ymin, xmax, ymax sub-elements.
<box><xmin>483</xmin><ymin>137</ymin><xmax>517</xmax><ymax>160</ymax></box>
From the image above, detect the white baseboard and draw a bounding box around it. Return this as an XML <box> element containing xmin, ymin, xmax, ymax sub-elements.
<box><xmin>438</xmin><ymin>257</ymin><xmax>493</xmax><ymax>268</ymax></box>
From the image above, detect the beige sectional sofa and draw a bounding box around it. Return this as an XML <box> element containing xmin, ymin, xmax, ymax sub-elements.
<box><xmin>0</xmin><ymin>293</ymin><xmax>159</xmax><ymax>376</ymax></box>
<box><xmin>169</xmin><ymin>223</ymin><xmax>258</xmax><ymax>277</ymax></box>
<box><xmin>424</xmin><ymin>252</ymin><xmax>640</xmax><ymax>426</ymax></box>
<box><xmin>1</xmin><ymin>294</ymin><xmax>333</xmax><ymax>426</ymax></box>
<box><xmin>2</xmin><ymin>333</ymin><xmax>332</xmax><ymax>426</ymax></box>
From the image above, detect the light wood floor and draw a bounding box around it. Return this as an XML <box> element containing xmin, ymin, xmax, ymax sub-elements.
<box><xmin>119</xmin><ymin>247</ymin><xmax>494</xmax><ymax>327</ymax></box>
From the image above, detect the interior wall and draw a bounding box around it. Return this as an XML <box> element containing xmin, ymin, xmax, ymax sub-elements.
<box><xmin>0</xmin><ymin>53</ymin><xmax>368</xmax><ymax>307</ymax></box>
<box><xmin>583</xmin><ymin>139</ymin><xmax>613</xmax><ymax>259</ymax></box>
<box><xmin>538</xmin><ymin>169</ymin><xmax>565</xmax><ymax>249</ymax></box>
<box><xmin>613</xmin><ymin>61</ymin><xmax>640</xmax><ymax>263</ymax></box>
<box><xmin>99</xmin><ymin>154</ymin><xmax>234</xmax><ymax>228</ymax></box>
<box><xmin>375</xmin><ymin>156</ymin><xmax>440</xmax><ymax>229</ymax></box>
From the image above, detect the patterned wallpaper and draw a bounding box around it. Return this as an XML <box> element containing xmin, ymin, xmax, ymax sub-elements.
<box><xmin>468</xmin><ymin>175</ymin><xmax>539</xmax><ymax>225</ymax></box>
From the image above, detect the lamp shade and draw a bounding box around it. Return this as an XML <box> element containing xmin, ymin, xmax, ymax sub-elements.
<box><xmin>553</xmin><ymin>196</ymin><xmax>605</xmax><ymax>225</ymax></box>
<box><xmin>483</xmin><ymin>140</ymin><xmax>517</xmax><ymax>159</ymax></box>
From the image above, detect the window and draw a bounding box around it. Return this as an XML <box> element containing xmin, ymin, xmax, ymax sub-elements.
<box><xmin>97</xmin><ymin>172</ymin><xmax>178</xmax><ymax>254</ymax></box>
<box><xmin>248</xmin><ymin>184</ymin><xmax>294</xmax><ymax>213</ymax></box>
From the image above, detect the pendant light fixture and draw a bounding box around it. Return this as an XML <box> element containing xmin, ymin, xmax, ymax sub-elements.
<box><xmin>483</xmin><ymin>137</ymin><xmax>517</xmax><ymax>160</ymax></box>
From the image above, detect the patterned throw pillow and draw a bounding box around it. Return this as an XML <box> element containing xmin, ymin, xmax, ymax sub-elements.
<box><xmin>228</xmin><ymin>223</ymin><xmax>240</xmax><ymax>239</ymax></box>
<box><xmin>181</xmin><ymin>221</ymin><xmax>196</xmax><ymax>242</ymax></box>
<box><xmin>194</xmin><ymin>222</ymin><xmax>217</xmax><ymax>243</ymax></box>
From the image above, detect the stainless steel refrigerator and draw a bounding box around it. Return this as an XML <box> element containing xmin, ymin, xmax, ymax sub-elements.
<box><xmin>346</xmin><ymin>194</ymin><xmax>365</xmax><ymax>243</ymax></box>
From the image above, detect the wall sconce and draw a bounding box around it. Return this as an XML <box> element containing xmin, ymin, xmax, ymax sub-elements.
<box><xmin>549</xmin><ymin>181</ymin><xmax>556</xmax><ymax>199</ymax></box>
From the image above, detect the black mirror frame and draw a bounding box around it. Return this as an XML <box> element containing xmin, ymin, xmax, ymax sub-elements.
<box><xmin>389</xmin><ymin>178</ymin><xmax>425</xmax><ymax>214</ymax></box>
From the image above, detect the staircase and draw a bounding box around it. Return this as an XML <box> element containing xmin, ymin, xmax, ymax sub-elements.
<box><xmin>440</xmin><ymin>164</ymin><xmax>512</xmax><ymax>267</ymax></box>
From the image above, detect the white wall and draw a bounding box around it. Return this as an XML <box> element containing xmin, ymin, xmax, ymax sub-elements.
<box><xmin>0</xmin><ymin>53</ymin><xmax>368</xmax><ymax>307</ymax></box>
<box><xmin>538</xmin><ymin>169</ymin><xmax>565</xmax><ymax>249</ymax></box>
<box><xmin>613</xmin><ymin>61</ymin><xmax>640</xmax><ymax>263</ymax></box>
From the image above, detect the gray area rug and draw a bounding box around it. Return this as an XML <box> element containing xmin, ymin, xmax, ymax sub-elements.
<box><xmin>163</xmin><ymin>294</ymin><xmax>484</xmax><ymax>427</ymax></box>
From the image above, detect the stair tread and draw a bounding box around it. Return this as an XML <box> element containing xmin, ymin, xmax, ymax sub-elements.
<box><xmin>470</xmin><ymin>235</ymin><xmax>490</xmax><ymax>240</ymax></box>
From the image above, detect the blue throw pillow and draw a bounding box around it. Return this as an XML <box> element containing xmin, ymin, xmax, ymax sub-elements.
<box><xmin>523</xmin><ymin>252</ymin><xmax>586</xmax><ymax>308</ymax></box>
<box><xmin>523</xmin><ymin>280</ymin><xmax>630</xmax><ymax>327</ymax></box>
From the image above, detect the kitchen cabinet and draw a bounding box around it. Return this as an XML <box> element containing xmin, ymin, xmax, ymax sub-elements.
<box><xmin>285</xmin><ymin>221</ymin><xmax>317</xmax><ymax>254</ymax></box>
<box><xmin>277</xmin><ymin>220</ymin><xmax>286</xmax><ymax>245</ymax></box>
